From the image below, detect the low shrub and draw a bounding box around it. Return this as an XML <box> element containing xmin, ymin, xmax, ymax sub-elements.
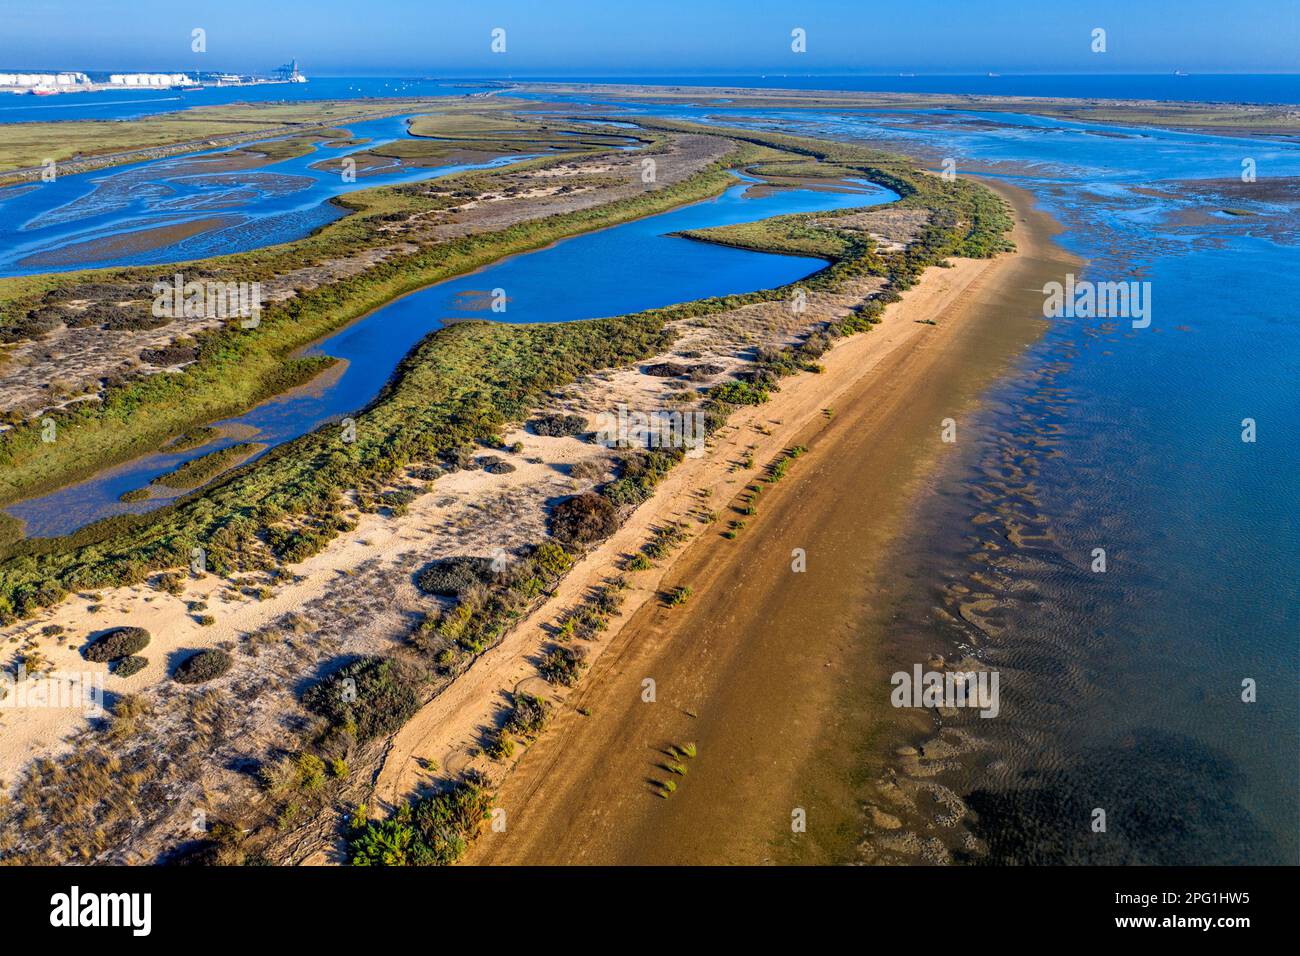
<box><xmin>529</xmin><ymin>413</ymin><xmax>589</xmax><ymax>437</ymax></box>
<box><xmin>503</xmin><ymin>692</ymin><xmax>550</xmax><ymax>739</ymax></box>
<box><xmin>112</xmin><ymin>656</ymin><xmax>148</xmax><ymax>678</ymax></box>
<box><xmin>302</xmin><ymin>656</ymin><xmax>420</xmax><ymax>742</ymax></box>
<box><xmin>139</xmin><ymin>344</ymin><xmax>197</xmax><ymax>366</ymax></box>
<box><xmin>569</xmin><ymin>458</ymin><xmax>607</xmax><ymax>482</ymax></box>
<box><xmin>539</xmin><ymin>644</ymin><xmax>587</xmax><ymax>687</ymax></box>
<box><xmin>416</xmin><ymin>556</ymin><xmax>495</xmax><ymax>597</ymax></box>
<box><xmin>642</xmin><ymin>361</ymin><xmax>689</xmax><ymax>377</ymax></box>
<box><xmin>173</xmin><ymin>648</ymin><xmax>232</xmax><ymax>684</ymax></box>
<box><xmin>82</xmin><ymin>626</ymin><xmax>151</xmax><ymax>663</ymax></box>
<box><xmin>549</xmin><ymin>493</ymin><xmax>618</xmax><ymax>544</ymax></box>
<box><xmin>349</xmin><ymin>773</ymin><xmax>494</xmax><ymax>866</ymax></box>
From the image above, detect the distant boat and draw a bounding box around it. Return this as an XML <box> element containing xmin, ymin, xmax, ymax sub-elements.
<box><xmin>987</xmin><ymin>72</ymin><xmax>1001</xmax><ymax>78</ymax></box>
<box><xmin>30</xmin><ymin>86</ymin><xmax>56</xmax><ymax>96</ymax></box>
<box><xmin>1174</xmin><ymin>70</ymin><xmax>1190</xmax><ymax>77</ymax></box>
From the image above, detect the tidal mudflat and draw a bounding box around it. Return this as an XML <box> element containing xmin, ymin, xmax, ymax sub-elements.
<box><xmin>0</xmin><ymin>113</ymin><xmax>537</xmax><ymax>276</ymax></box>
<box><xmin>533</xmin><ymin>94</ymin><xmax>1300</xmax><ymax>865</ymax></box>
<box><xmin>0</xmin><ymin>82</ymin><xmax>1293</xmax><ymax>872</ymax></box>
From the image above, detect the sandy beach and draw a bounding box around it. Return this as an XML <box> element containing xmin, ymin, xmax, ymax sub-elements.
<box><xmin>453</xmin><ymin>179</ymin><xmax>1081</xmax><ymax>864</ymax></box>
<box><xmin>0</xmin><ymin>174</ymin><xmax>1074</xmax><ymax>866</ymax></box>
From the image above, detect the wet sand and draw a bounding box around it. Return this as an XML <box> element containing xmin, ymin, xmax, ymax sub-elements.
<box><xmin>18</xmin><ymin>215</ymin><xmax>244</xmax><ymax>268</ymax></box>
<box><xmin>466</xmin><ymin>180</ymin><xmax>1081</xmax><ymax>865</ymax></box>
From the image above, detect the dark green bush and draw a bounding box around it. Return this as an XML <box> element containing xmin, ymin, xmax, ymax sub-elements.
<box><xmin>112</xmin><ymin>656</ymin><xmax>148</xmax><ymax>678</ymax></box>
<box><xmin>549</xmin><ymin>493</ymin><xmax>619</xmax><ymax>544</ymax></box>
<box><xmin>503</xmin><ymin>691</ymin><xmax>550</xmax><ymax>739</ymax></box>
<box><xmin>350</xmin><ymin>772</ymin><xmax>494</xmax><ymax>866</ymax></box>
<box><xmin>416</xmin><ymin>556</ymin><xmax>495</xmax><ymax>597</ymax></box>
<box><xmin>82</xmin><ymin>626</ymin><xmax>151</xmax><ymax>663</ymax></box>
<box><xmin>641</xmin><ymin>361</ymin><xmax>689</xmax><ymax>377</ymax></box>
<box><xmin>529</xmin><ymin>413</ymin><xmax>588</xmax><ymax>437</ymax></box>
<box><xmin>539</xmin><ymin>645</ymin><xmax>586</xmax><ymax>687</ymax></box>
<box><xmin>173</xmin><ymin>648</ymin><xmax>232</xmax><ymax>684</ymax></box>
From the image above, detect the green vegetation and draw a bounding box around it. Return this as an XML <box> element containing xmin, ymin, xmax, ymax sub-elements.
<box><xmin>149</xmin><ymin>442</ymin><xmax>265</xmax><ymax>490</ymax></box>
<box><xmin>81</xmin><ymin>626</ymin><xmax>150</xmax><ymax>663</ymax></box>
<box><xmin>112</xmin><ymin>655</ymin><xmax>148</xmax><ymax>678</ymax></box>
<box><xmin>484</xmin><ymin>691</ymin><xmax>552</xmax><ymax>762</ymax></box>
<box><xmin>415</xmin><ymin>556</ymin><xmax>496</xmax><ymax>596</ymax></box>
<box><xmin>172</xmin><ymin>648</ymin><xmax>231</xmax><ymax>684</ymax></box>
<box><xmin>348</xmin><ymin>773</ymin><xmax>494</xmax><ymax>866</ymax></box>
<box><xmin>529</xmin><ymin>412</ymin><xmax>589</xmax><ymax>437</ymax></box>
<box><xmin>642</xmin><ymin>521</ymin><xmax>688</xmax><ymax>561</ymax></box>
<box><xmin>415</xmin><ymin>542</ymin><xmax>572</xmax><ymax>657</ymax></box>
<box><xmin>549</xmin><ymin>492</ymin><xmax>619</xmax><ymax>544</ymax></box>
<box><xmin>539</xmin><ymin>644</ymin><xmax>587</xmax><ymax>686</ymax></box>
<box><xmin>765</xmin><ymin>445</ymin><xmax>807</xmax><ymax>484</ymax></box>
<box><xmin>302</xmin><ymin>656</ymin><xmax>421</xmax><ymax>743</ymax></box>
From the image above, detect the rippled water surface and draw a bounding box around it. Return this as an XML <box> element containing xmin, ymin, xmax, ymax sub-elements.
<box><xmin>0</xmin><ymin>113</ymin><xmax>538</xmax><ymax>276</ymax></box>
<box><xmin>678</xmin><ymin>106</ymin><xmax>1300</xmax><ymax>864</ymax></box>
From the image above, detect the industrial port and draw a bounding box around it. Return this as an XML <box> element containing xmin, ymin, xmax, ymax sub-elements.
<box><xmin>0</xmin><ymin>60</ymin><xmax>306</xmax><ymax>94</ymax></box>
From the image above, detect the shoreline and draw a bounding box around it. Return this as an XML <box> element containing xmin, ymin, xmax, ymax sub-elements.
<box><xmin>0</xmin><ymin>127</ymin><xmax>735</xmax><ymax>512</ymax></box>
<box><xmin>0</xmin><ymin>130</ymin><xmax>1020</xmax><ymax>862</ymax></box>
<box><xmin>447</xmin><ymin>178</ymin><xmax>1081</xmax><ymax>864</ymax></box>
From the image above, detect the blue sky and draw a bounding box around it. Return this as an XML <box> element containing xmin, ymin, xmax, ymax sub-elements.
<box><xmin>1</xmin><ymin>0</ymin><xmax>1295</xmax><ymax>74</ymax></box>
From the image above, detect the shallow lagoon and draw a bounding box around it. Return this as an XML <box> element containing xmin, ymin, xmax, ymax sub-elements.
<box><xmin>7</xmin><ymin>173</ymin><xmax>894</xmax><ymax>536</ymax></box>
<box><xmin>0</xmin><ymin>113</ymin><xmax>539</xmax><ymax>276</ymax></box>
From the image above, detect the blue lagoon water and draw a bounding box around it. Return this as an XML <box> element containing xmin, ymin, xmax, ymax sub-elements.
<box><xmin>7</xmin><ymin>175</ymin><xmax>894</xmax><ymax>536</ymax></box>
<box><xmin>0</xmin><ymin>113</ymin><xmax>540</xmax><ymax>275</ymax></box>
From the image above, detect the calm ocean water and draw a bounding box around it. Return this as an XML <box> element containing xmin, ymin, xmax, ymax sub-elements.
<box><xmin>3</xmin><ymin>74</ymin><xmax>1298</xmax><ymax>124</ymax></box>
<box><xmin>656</xmin><ymin>105</ymin><xmax>1299</xmax><ymax>863</ymax></box>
